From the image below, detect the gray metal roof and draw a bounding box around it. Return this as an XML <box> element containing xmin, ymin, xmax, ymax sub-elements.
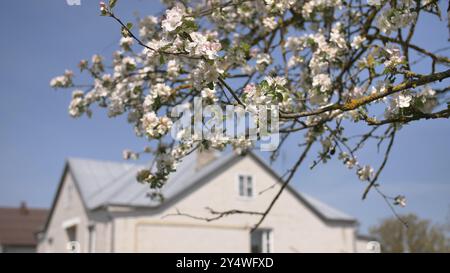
<box><xmin>66</xmin><ymin>151</ymin><xmax>356</xmax><ymax>223</ymax></box>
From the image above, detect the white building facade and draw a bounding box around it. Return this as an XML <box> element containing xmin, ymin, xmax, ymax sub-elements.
<box><xmin>38</xmin><ymin>151</ymin><xmax>368</xmax><ymax>253</ymax></box>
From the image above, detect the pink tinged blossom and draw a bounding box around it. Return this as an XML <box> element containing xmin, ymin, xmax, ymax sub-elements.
<box><xmin>99</xmin><ymin>2</ymin><xmax>108</xmax><ymax>14</ymax></box>
<box><xmin>244</xmin><ymin>84</ymin><xmax>256</xmax><ymax>93</ymax></box>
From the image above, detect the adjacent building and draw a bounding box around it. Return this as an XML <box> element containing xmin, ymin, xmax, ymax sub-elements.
<box><xmin>0</xmin><ymin>203</ymin><xmax>47</xmax><ymax>253</ymax></box>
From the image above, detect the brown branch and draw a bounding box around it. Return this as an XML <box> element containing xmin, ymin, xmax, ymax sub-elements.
<box><xmin>364</xmin><ymin>108</ymin><xmax>450</xmax><ymax>126</ymax></box>
<box><xmin>368</xmin><ymin>34</ymin><xmax>450</xmax><ymax>64</ymax></box>
<box><xmin>362</xmin><ymin>128</ymin><xmax>396</xmax><ymax>199</ymax></box>
<box><xmin>281</xmin><ymin>68</ymin><xmax>450</xmax><ymax>119</ymax></box>
<box><xmin>374</xmin><ymin>187</ymin><xmax>409</xmax><ymax>228</ymax></box>
<box><xmin>218</xmin><ymin>77</ymin><xmax>245</xmax><ymax>106</ymax></box>
<box><xmin>162</xmin><ymin>207</ymin><xmax>264</xmax><ymax>222</ymax></box>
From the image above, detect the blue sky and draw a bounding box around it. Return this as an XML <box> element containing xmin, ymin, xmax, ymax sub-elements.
<box><xmin>0</xmin><ymin>0</ymin><xmax>449</xmax><ymax>233</ymax></box>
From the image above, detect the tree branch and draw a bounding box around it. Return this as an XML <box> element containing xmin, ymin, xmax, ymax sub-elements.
<box><xmin>251</xmin><ymin>141</ymin><xmax>313</xmax><ymax>232</ymax></box>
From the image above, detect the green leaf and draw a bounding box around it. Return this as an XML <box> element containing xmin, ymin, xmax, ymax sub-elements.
<box><xmin>259</xmin><ymin>80</ymin><xmax>269</xmax><ymax>90</ymax></box>
<box><xmin>275</xmin><ymin>92</ymin><xmax>283</xmax><ymax>102</ymax></box>
<box><xmin>109</xmin><ymin>0</ymin><xmax>118</xmax><ymax>9</ymax></box>
<box><xmin>220</xmin><ymin>38</ymin><xmax>230</xmax><ymax>50</ymax></box>
<box><xmin>126</xmin><ymin>22</ymin><xmax>133</xmax><ymax>30</ymax></box>
<box><xmin>241</xmin><ymin>42</ymin><xmax>250</xmax><ymax>55</ymax></box>
<box><xmin>182</xmin><ymin>20</ymin><xmax>198</xmax><ymax>32</ymax></box>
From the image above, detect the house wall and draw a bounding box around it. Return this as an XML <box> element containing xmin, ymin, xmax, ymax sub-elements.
<box><xmin>37</xmin><ymin>171</ymin><xmax>110</xmax><ymax>253</ymax></box>
<box><xmin>111</xmin><ymin>156</ymin><xmax>357</xmax><ymax>253</ymax></box>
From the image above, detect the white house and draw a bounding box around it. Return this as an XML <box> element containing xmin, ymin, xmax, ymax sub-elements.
<box><xmin>37</xmin><ymin>150</ymin><xmax>370</xmax><ymax>253</ymax></box>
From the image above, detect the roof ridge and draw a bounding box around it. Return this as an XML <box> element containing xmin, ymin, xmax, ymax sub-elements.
<box><xmin>67</xmin><ymin>157</ymin><xmax>144</xmax><ymax>167</ymax></box>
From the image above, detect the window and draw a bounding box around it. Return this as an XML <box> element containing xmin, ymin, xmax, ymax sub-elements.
<box><xmin>65</xmin><ymin>225</ymin><xmax>79</xmax><ymax>253</ymax></box>
<box><xmin>238</xmin><ymin>175</ymin><xmax>253</xmax><ymax>197</ymax></box>
<box><xmin>251</xmin><ymin>229</ymin><xmax>273</xmax><ymax>253</ymax></box>
<box><xmin>66</xmin><ymin>226</ymin><xmax>77</xmax><ymax>242</ymax></box>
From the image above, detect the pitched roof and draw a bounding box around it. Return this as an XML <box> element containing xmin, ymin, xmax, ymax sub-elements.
<box><xmin>62</xmin><ymin>151</ymin><xmax>356</xmax><ymax>224</ymax></box>
<box><xmin>0</xmin><ymin>206</ymin><xmax>48</xmax><ymax>246</ymax></box>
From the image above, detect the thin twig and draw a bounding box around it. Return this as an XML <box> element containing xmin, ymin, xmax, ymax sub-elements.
<box><xmin>251</xmin><ymin>141</ymin><xmax>313</xmax><ymax>232</ymax></box>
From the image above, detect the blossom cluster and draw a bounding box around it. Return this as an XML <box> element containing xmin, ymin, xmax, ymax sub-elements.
<box><xmin>49</xmin><ymin>0</ymin><xmax>447</xmax><ymax>206</ymax></box>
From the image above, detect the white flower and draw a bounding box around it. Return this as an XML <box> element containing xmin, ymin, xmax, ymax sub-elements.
<box><xmin>50</xmin><ymin>70</ymin><xmax>73</xmax><ymax>88</ymax></box>
<box><xmin>287</xmin><ymin>56</ymin><xmax>303</xmax><ymax>68</ymax></box>
<box><xmin>68</xmin><ymin>90</ymin><xmax>85</xmax><ymax>117</ymax></box>
<box><xmin>143</xmin><ymin>94</ymin><xmax>155</xmax><ymax>111</ymax></box>
<box><xmin>186</xmin><ymin>32</ymin><xmax>222</xmax><ymax>60</ymax></box>
<box><xmin>201</xmin><ymin>87</ymin><xmax>217</xmax><ymax>101</ymax></box>
<box><xmin>417</xmin><ymin>86</ymin><xmax>437</xmax><ymax>113</ymax></box>
<box><xmin>141</xmin><ymin>112</ymin><xmax>159</xmax><ymax>134</ymax></box>
<box><xmin>141</xmin><ymin>112</ymin><xmax>172</xmax><ymax>138</ymax></box>
<box><xmin>161</xmin><ymin>5</ymin><xmax>185</xmax><ymax>32</ymax></box>
<box><xmin>120</xmin><ymin>37</ymin><xmax>133</xmax><ymax>49</ymax></box>
<box><xmin>190</xmin><ymin>61</ymin><xmax>222</xmax><ymax>90</ymax></box>
<box><xmin>157</xmin><ymin>116</ymin><xmax>173</xmax><ymax>135</ymax></box>
<box><xmin>198</xmin><ymin>40</ymin><xmax>221</xmax><ymax>60</ymax></box>
<box><xmin>367</xmin><ymin>0</ymin><xmax>381</xmax><ymax>6</ymax></box>
<box><xmin>302</xmin><ymin>0</ymin><xmax>343</xmax><ymax>18</ymax></box>
<box><xmin>345</xmin><ymin>158</ymin><xmax>357</xmax><ymax>169</ymax></box>
<box><xmin>99</xmin><ymin>1</ymin><xmax>108</xmax><ymax>14</ymax></box>
<box><xmin>312</xmin><ymin>74</ymin><xmax>332</xmax><ymax>92</ymax></box>
<box><xmin>377</xmin><ymin>8</ymin><xmax>417</xmax><ymax>34</ymax></box>
<box><xmin>398</xmin><ymin>94</ymin><xmax>412</xmax><ymax>108</ymax></box>
<box><xmin>351</xmin><ymin>35</ymin><xmax>366</xmax><ymax>49</ymax></box>
<box><xmin>92</xmin><ymin>54</ymin><xmax>102</xmax><ymax>64</ymax></box>
<box><xmin>266</xmin><ymin>76</ymin><xmax>286</xmax><ymax>87</ymax></box>
<box><xmin>393</xmin><ymin>94</ymin><xmax>412</xmax><ymax>109</ymax></box>
<box><xmin>123</xmin><ymin>149</ymin><xmax>139</xmax><ymax>160</ymax></box>
<box><xmin>383</xmin><ymin>45</ymin><xmax>405</xmax><ymax>68</ymax></box>
<box><xmin>152</xmin><ymin>83</ymin><xmax>172</xmax><ymax>98</ymax></box>
<box><xmin>349</xmin><ymin>86</ymin><xmax>365</xmax><ymax>99</ymax></box>
<box><xmin>330</xmin><ymin>23</ymin><xmax>347</xmax><ymax>49</ymax></box>
<box><xmin>167</xmin><ymin>59</ymin><xmax>180</xmax><ymax>77</ymax></box>
<box><xmin>358</xmin><ymin>165</ymin><xmax>374</xmax><ymax>181</ymax></box>
<box><xmin>139</xmin><ymin>16</ymin><xmax>158</xmax><ymax>39</ymax></box>
<box><xmin>256</xmin><ymin>53</ymin><xmax>272</xmax><ymax>71</ymax></box>
<box><xmin>263</xmin><ymin>17</ymin><xmax>277</xmax><ymax>30</ymax></box>
<box><xmin>394</xmin><ymin>195</ymin><xmax>406</xmax><ymax>207</ymax></box>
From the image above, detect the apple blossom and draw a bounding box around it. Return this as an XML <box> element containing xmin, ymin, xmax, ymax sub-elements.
<box><xmin>161</xmin><ymin>5</ymin><xmax>185</xmax><ymax>32</ymax></box>
<box><xmin>358</xmin><ymin>165</ymin><xmax>374</xmax><ymax>181</ymax></box>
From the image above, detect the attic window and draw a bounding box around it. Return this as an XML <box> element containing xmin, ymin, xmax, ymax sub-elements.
<box><xmin>238</xmin><ymin>175</ymin><xmax>253</xmax><ymax>197</ymax></box>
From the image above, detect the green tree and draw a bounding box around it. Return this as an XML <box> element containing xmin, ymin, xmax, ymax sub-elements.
<box><xmin>370</xmin><ymin>214</ymin><xmax>450</xmax><ymax>253</ymax></box>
